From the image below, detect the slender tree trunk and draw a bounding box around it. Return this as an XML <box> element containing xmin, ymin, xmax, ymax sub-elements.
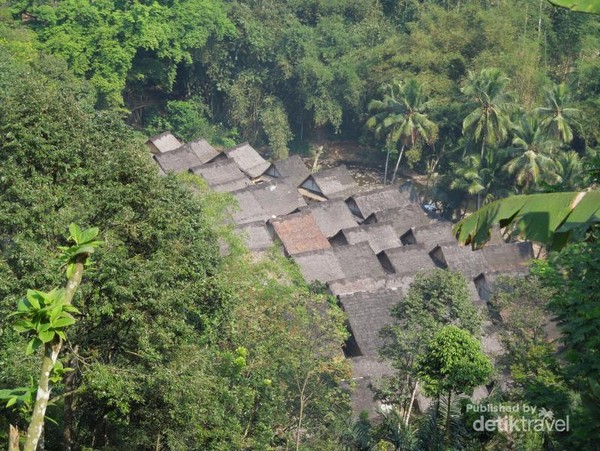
<box><xmin>24</xmin><ymin>256</ymin><xmax>86</xmax><ymax>451</ymax></box>
<box><xmin>480</xmin><ymin>138</ymin><xmax>486</xmax><ymax>160</ymax></box>
<box><xmin>383</xmin><ymin>149</ymin><xmax>390</xmax><ymax>185</ymax></box>
<box><xmin>445</xmin><ymin>391</ymin><xmax>452</xmax><ymax>449</ymax></box>
<box><xmin>63</xmin><ymin>346</ymin><xmax>78</xmax><ymax>451</ymax></box>
<box><xmin>295</xmin><ymin>374</ymin><xmax>310</xmax><ymax>451</ymax></box>
<box><xmin>391</xmin><ymin>145</ymin><xmax>406</xmax><ymax>184</ymax></box>
<box><xmin>404</xmin><ymin>380</ymin><xmax>419</xmax><ymax>426</ymax></box>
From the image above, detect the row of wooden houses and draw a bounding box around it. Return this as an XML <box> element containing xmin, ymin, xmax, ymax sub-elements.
<box><xmin>146</xmin><ymin>132</ymin><xmax>534</xmax><ymax>417</ymax></box>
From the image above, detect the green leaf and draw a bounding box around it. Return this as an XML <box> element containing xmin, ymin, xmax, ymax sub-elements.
<box><xmin>17</xmin><ymin>298</ymin><xmax>30</xmax><ymax>312</ymax></box>
<box><xmin>548</xmin><ymin>0</ymin><xmax>600</xmax><ymax>14</ymax></box>
<box><xmin>80</xmin><ymin>227</ymin><xmax>100</xmax><ymax>244</ymax></box>
<box><xmin>52</xmin><ymin>316</ymin><xmax>76</xmax><ymax>328</ymax></box>
<box><xmin>66</xmin><ymin>263</ymin><xmax>76</xmax><ymax>279</ymax></box>
<box><xmin>453</xmin><ymin>191</ymin><xmax>600</xmax><ymax>250</ymax></box>
<box><xmin>26</xmin><ymin>337</ymin><xmax>43</xmax><ymax>355</ymax></box>
<box><xmin>6</xmin><ymin>397</ymin><xmax>17</xmax><ymax>407</ymax></box>
<box><xmin>69</xmin><ymin>223</ymin><xmax>82</xmax><ymax>244</ymax></box>
<box><xmin>62</xmin><ymin>305</ymin><xmax>81</xmax><ymax>314</ymax></box>
<box><xmin>38</xmin><ymin>329</ymin><xmax>56</xmax><ymax>343</ymax></box>
<box><xmin>26</xmin><ymin>290</ymin><xmax>42</xmax><ymax>310</ymax></box>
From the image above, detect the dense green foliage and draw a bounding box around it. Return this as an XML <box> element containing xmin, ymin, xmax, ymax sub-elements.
<box><xmin>0</xmin><ymin>36</ymin><xmax>350</xmax><ymax>448</ymax></box>
<box><xmin>6</xmin><ymin>0</ymin><xmax>599</xmax><ymax>174</ymax></box>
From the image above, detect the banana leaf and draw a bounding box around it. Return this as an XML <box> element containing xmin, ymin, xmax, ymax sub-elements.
<box><xmin>453</xmin><ymin>191</ymin><xmax>600</xmax><ymax>250</ymax></box>
<box><xmin>548</xmin><ymin>0</ymin><xmax>600</xmax><ymax>14</ymax></box>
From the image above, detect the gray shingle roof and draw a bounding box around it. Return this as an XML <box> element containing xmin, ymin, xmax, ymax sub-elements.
<box><xmin>263</xmin><ymin>155</ymin><xmax>310</xmax><ymax>187</ymax></box>
<box><xmin>339</xmin><ymin>287</ymin><xmax>403</xmax><ymax>356</ymax></box>
<box><xmin>345</xmin><ymin>187</ymin><xmax>414</xmax><ymax>219</ymax></box>
<box><xmin>434</xmin><ymin>245</ymin><xmax>489</xmax><ymax>278</ymax></box>
<box><xmin>179</xmin><ymin>138</ymin><xmax>219</xmax><ymax>164</ymax></box>
<box><xmin>299</xmin><ymin>165</ymin><xmax>358</xmax><ymax>199</ymax></box>
<box><xmin>331</xmin><ymin>222</ymin><xmax>401</xmax><ymax>254</ymax></box>
<box><xmin>481</xmin><ymin>242</ymin><xmax>534</xmax><ymax>272</ymax></box>
<box><xmin>154</xmin><ymin>146</ymin><xmax>204</xmax><ymax>174</ymax></box>
<box><xmin>298</xmin><ymin>200</ymin><xmax>358</xmax><ymax>238</ymax></box>
<box><xmin>401</xmin><ymin>221</ymin><xmax>456</xmax><ymax>246</ymax></box>
<box><xmin>235</xmin><ymin>221</ymin><xmax>274</xmax><ymax>252</ymax></box>
<box><xmin>269</xmin><ymin>211</ymin><xmax>331</xmax><ymax>255</ymax></box>
<box><xmin>292</xmin><ymin>242</ymin><xmax>385</xmax><ymax>283</ymax></box>
<box><xmin>225</xmin><ymin>142</ymin><xmax>270</xmax><ymax>178</ymax></box>
<box><xmin>190</xmin><ymin>160</ymin><xmax>251</xmax><ymax>192</ymax></box>
<box><xmin>363</xmin><ymin>204</ymin><xmax>430</xmax><ymax>235</ymax></box>
<box><xmin>328</xmin><ymin>274</ymin><xmax>414</xmax><ymax>297</ymax></box>
<box><xmin>145</xmin><ymin>131</ymin><xmax>181</xmax><ymax>154</ymax></box>
<box><xmin>232</xmin><ymin>181</ymin><xmax>307</xmax><ymax>224</ymax></box>
<box><xmin>377</xmin><ymin>244</ymin><xmax>437</xmax><ymax>276</ymax></box>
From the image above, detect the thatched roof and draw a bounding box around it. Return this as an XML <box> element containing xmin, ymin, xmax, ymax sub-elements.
<box><xmin>349</xmin><ymin>357</ymin><xmax>394</xmax><ymax>418</ymax></box>
<box><xmin>339</xmin><ymin>287</ymin><xmax>403</xmax><ymax>357</ymax></box>
<box><xmin>145</xmin><ymin>131</ymin><xmax>181</xmax><ymax>154</ymax></box>
<box><xmin>377</xmin><ymin>244</ymin><xmax>437</xmax><ymax>276</ymax></box>
<box><xmin>263</xmin><ymin>155</ymin><xmax>310</xmax><ymax>187</ymax></box>
<box><xmin>328</xmin><ymin>274</ymin><xmax>414</xmax><ymax>297</ymax></box>
<box><xmin>401</xmin><ymin>221</ymin><xmax>456</xmax><ymax>246</ymax></box>
<box><xmin>154</xmin><ymin>146</ymin><xmax>204</xmax><ymax>174</ymax></box>
<box><xmin>298</xmin><ymin>200</ymin><xmax>358</xmax><ymax>238</ymax></box>
<box><xmin>235</xmin><ymin>221</ymin><xmax>274</xmax><ymax>252</ymax></box>
<box><xmin>432</xmin><ymin>245</ymin><xmax>488</xmax><ymax>278</ymax></box>
<box><xmin>269</xmin><ymin>211</ymin><xmax>331</xmax><ymax>255</ymax></box>
<box><xmin>363</xmin><ymin>204</ymin><xmax>430</xmax><ymax>235</ymax></box>
<box><xmin>345</xmin><ymin>187</ymin><xmax>414</xmax><ymax>219</ymax></box>
<box><xmin>481</xmin><ymin>242</ymin><xmax>534</xmax><ymax>272</ymax></box>
<box><xmin>179</xmin><ymin>138</ymin><xmax>219</xmax><ymax>164</ymax></box>
<box><xmin>292</xmin><ymin>242</ymin><xmax>385</xmax><ymax>283</ymax></box>
<box><xmin>330</xmin><ymin>222</ymin><xmax>401</xmax><ymax>254</ymax></box>
<box><xmin>232</xmin><ymin>181</ymin><xmax>307</xmax><ymax>224</ymax></box>
<box><xmin>190</xmin><ymin>159</ymin><xmax>251</xmax><ymax>192</ymax></box>
<box><xmin>224</xmin><ymin>142</ymin><xmax>270</xmax><ymax>178</ymax></box>
<box><xmin>299</xmin><ymin>165</ymin><xmax>358</xmax><ymax>199</ymax></box>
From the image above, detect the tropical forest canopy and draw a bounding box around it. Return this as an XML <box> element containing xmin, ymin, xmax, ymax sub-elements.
<box><xmin>1</xmin><ymin>0</ymin><xmax>600</xmax><ymax>449</ymax></box>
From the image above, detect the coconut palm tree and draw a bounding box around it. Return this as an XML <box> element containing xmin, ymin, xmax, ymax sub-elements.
<box><xmin>534</xmin><ymin>83</ymin><xmax>581</xmax><ymax>144</ymax></box>
<box><xmin>504</xmin><ymin>116</ymin><xmax>560</xmax><ymax>192</ymax></box>
<box><xmin>367</xmin><ymin>80</ymin><xmax>438</xmax><ymax>184</ymax></box>
<box><xmin>450</xmin><ymin>150</ymin><xmax>510</xmax><ymax>211</ymax></box>
<box><xmin>462</xmin><ymin>68</ymin><xmax>515</xmax><ymax>159</ymax></box>
<box><xmin>553</xmin><ymin>150</ymin><xmax>586</xmax><ymax>190</ymax></box>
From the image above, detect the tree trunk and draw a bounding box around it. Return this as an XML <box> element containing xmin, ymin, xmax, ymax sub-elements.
<box><xmin>404</xmin><ymin>380</ymin><xmax>419</xmax><ymax>426</ymax></box>
<box><xmin>390</xmin><ymin>145</ymin><xmax>406</xmax><ymax>184</ymax></box>
<box><xmin>24</xmin><ymin>256</ymin><xmax>86</xmax><ymax>451</ymax></box>
<box><xmin>476</xmin><ymin>192</ymin><xmax>481</xmax><ymax>210</ymax></box>
<box><xmin>445</xmin><ymin>391</ymin><xmax>452</xmax><ymax>449</ymax></box>
<box><xmin>63</xmin><ymin>346</ymin><xmax>78</xmax><ymax>451</ymax></box>
<box><xmin>383</xmin><ymin>149</ymin><xmax>390</xmax><ymax>185</ymax></box>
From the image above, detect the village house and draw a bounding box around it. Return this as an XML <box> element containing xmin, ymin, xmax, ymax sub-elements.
<box><xmin>330</xmin><ymin>221</ymin><xmax>402</xmax><ymax>254</ymax></box>
<box><xmin>298</xmin><ymin>165</ymin><xmax>358</xmax><ymax>201</ymax></box>
<box><xmin>190</xmin><ymin>159</ymin><xmax>251</xmax><ymax>192</ymax></box>
<box><xmin>345</xmin><ymin>187</ymin><xmax>415</xmax><ymax>219</ymax></box>
<box><xmin>296</xmin><ymin>200</ymin><xmax>358</xmax><ymax>238</ymax></box>
<box><xmin>268</xmin><ymin>211</ymin><xmax>331</xmax><ymax>255</ymax></box>
<box><xmin>145</xmin><ymin>131</ymin><xmax>181</xmax><ymax>154</ymax></box>
<box><xmin>262</xmin><ymin>154</ymin><xmax>310</xmax><ymax>188</ymax></box>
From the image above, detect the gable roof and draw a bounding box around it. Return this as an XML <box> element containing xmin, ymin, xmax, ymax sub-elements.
<box><xmin>190</xmin><ymin>159</ymin><xmax>251</xmax><ymax>192</ymax></box>
<box><xmin>224</xmin><ymin>142</ymin><xmax>270</xmax><ymax>178</ymax></box>
<box><xmin>363</xmin><ymin>204</ymin><xmax>430</xmax><ymax>235</ymax></box>
<box><xmin>328</xmin><ymin>274</ymin><xmax>414</xmax><ymax>297</ymax></box>
<box><xmin>235</xmin><ymin>221</ymin><xmax>274</xmax><ymax>252</ymax></box>
<box><xmin>434</xmin><ymin>245</ymin><xmax>489</xmax><ymax>278</ymax></box>
<box><xmin>232</xmin><ymin>181</ymin><xmax>307</xmax><ymax>224</ymax></box>
<box><xmin>345</xmin><ymin>187</ymin><xmax>414</xmax><ymax>219</ymax></box>
<box><xmin>298</xmin><ymin>200</ymin><xmax>358</xmax><ymax>238</ymax></box>
<box><xmin>299</xmin><ymin>165</ymin><xmax>358</xmax><ymax>199</ymax></box>
<box><xmin>481</xmin><ymin>242</ymin><xmax>534</xmax><ymax>273</ymax></box>
<box><xmin>339</xmin><ymin>288</ymin><xmax>403</xmax><ymax>356</ymax></box>
<box><xmin>401</xmin><ymin>221</ymin><xmax>456</xmax><ymax>246</ymax></box>
<box><xmin>154</xmin><ymin>146</ymin><xmax>204</xmax><ymax>174</ymax></box>
<box><xmin>263</xmin><ymin>155</ymin><xmax>310</xmax><ymax>187</ymax></box>
<box><xmin>145</xmin><ymin>131</ymin><xmax>181</xmax><ymax>154</ymax></box>
<box><xmin>179</xmin><ymin>138</ymin><xmax>219</xmax><ymax>164</ymax></box>
<box><xmin>377</xmin><ymin>244</ymin><xmax>437</xmax><ymax>276</ymax></box>
<box><xmin>269</xmin><ymin>211</ymin><xmax>331</xmax><ymax>255</ymax></box>
<box><xmin>331</xmin><ymin>222</ymin><xmax>401</xmax><ymax>254</ymax></box>
<box><xmin>292</xmin><ymin>242</ymin><xmax>385</xmax><ymax>283</ymax></box>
